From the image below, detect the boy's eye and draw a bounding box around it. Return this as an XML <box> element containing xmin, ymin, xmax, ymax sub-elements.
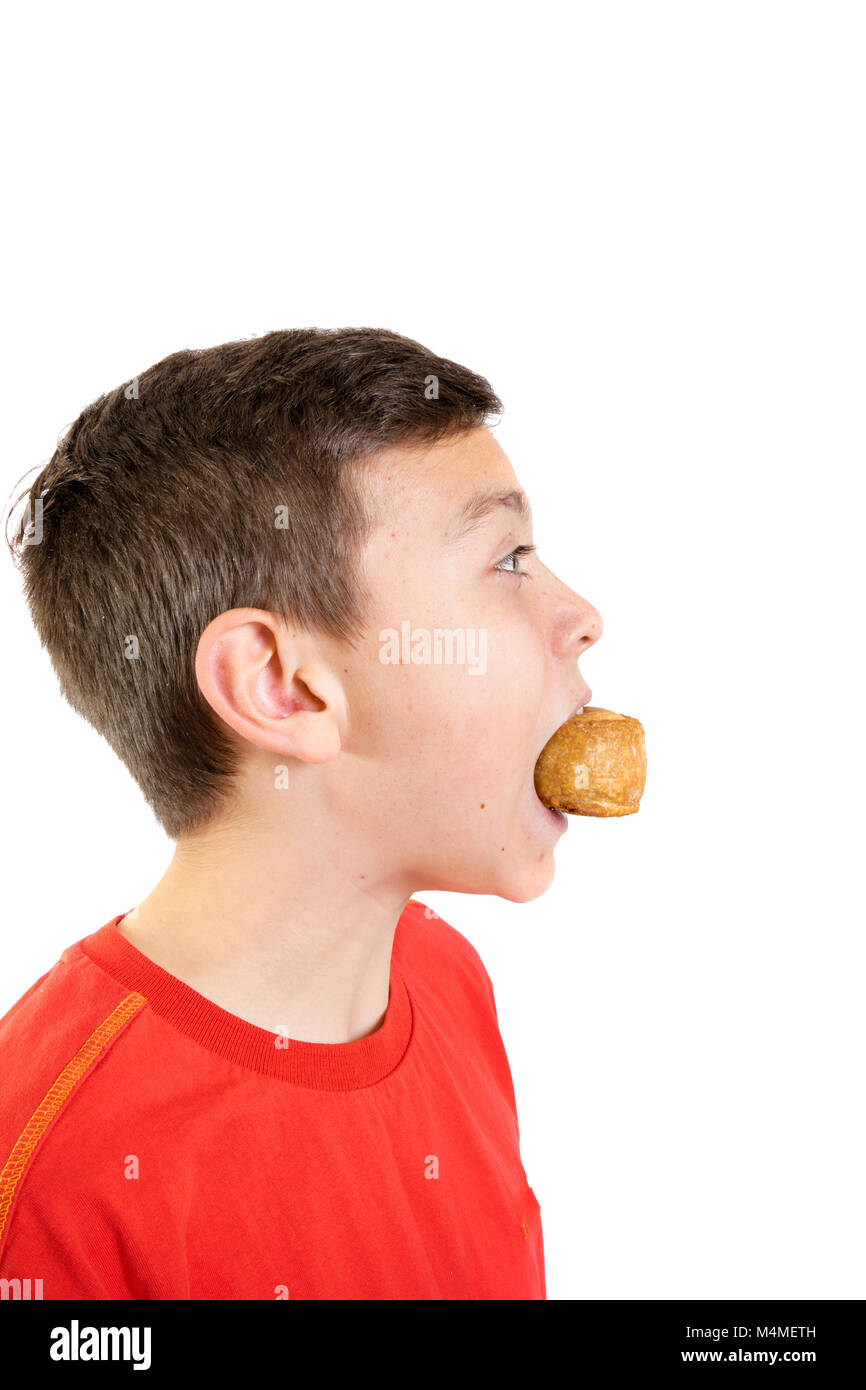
<box><xmin>494</xmin><ymin>543</ymin><xmax>537</xmax><ymax>577</ymax></box>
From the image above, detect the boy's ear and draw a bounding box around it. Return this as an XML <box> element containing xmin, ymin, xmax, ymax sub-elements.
<box><xmin>194</xmin><ymin>608</ymin><xmax>344</xmax><ymax>764</ymax></box>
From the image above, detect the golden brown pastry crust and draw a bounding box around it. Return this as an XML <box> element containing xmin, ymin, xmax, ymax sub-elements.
<box><xmin>534</xmin><ymin>706</ymin><xmax>646</xmax><ymax>817</ymax></box>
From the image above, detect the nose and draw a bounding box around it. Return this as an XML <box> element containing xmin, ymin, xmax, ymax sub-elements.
<box><xmin>551</xmin><ymin>592</ymin><xmax>603</xmax><ymax>660</ymax></box>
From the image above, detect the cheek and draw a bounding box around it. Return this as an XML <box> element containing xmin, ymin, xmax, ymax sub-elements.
<box><xmin>449</xmin><ymin>640</ymin><xmax>545</xmax><ymax>785</ymax></box>
<box><xmin>361</xmin><ymin>593</ymin><xmax>545</xmax><ymax>790</ymax></box>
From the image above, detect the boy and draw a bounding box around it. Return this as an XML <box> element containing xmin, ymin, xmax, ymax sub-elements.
<box><xmin>0</xmin><ymin>328</ymin><xmax>601</xmax><ymax>1300</ymax></box>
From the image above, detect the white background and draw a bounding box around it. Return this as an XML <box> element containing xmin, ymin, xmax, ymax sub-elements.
<box><xmin>2</xmin><ymin>2</ymin><xmax>863</xmax><ymax>1299</ymax></box>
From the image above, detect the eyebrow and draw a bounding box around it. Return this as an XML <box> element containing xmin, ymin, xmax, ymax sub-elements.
<box><xmin>445</xmin><ymin>486</ymin><xmax>534</xmax><ymax>547</ymax></box>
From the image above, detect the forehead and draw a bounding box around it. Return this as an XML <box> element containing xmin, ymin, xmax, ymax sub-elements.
<box><xmin>363</xmin><ymin>427</ymin><xmax>528</xmax><ymax>541</ymax></box>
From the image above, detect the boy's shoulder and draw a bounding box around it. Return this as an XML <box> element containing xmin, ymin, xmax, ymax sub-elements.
<box><xmin>0</xmin><ymin>933</ymin><xmax>146</xmax><ymax>1171</ymax></box>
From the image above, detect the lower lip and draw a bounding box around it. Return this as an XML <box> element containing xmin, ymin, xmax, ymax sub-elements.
<box><xmin>535</xmin><ymin>792</ymin><xmax>568</xmax><ymax>833</ymax></box>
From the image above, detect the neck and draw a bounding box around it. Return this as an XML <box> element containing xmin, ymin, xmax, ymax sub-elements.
<box><xmin>119</xmin><ymin>818</ymin><xmax>414</xmax><ymax>1044</ymax></box>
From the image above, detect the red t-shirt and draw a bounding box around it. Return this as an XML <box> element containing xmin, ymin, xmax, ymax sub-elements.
<box><xmin>0</xmin><ymin>899</ymin><xmax>545</xmax><ymax>1300</ymax></box>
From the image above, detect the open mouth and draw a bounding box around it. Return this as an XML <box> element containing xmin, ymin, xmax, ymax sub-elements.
<box><xmin>529</xmin><ymin>690</ymin><xmax>592</xmax><ymax>828</ymax></box>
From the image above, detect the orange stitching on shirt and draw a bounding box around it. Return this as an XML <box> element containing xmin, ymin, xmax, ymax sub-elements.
<box><xmin>0</xmin><ymin>991</ymin><xmax>147</xmax><ymax>1255</ymax></box>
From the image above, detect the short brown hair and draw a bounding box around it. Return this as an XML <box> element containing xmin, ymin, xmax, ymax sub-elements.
<box><xmin>6</xmin><ymin>328</ymin><xmax>503</xmax><ymax>839</ymax></box>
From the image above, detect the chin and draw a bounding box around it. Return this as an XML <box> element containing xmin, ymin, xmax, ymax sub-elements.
<box><xmin>498</xmin><ymin>857</ymin><xmax>557</xmax><ymax>903</ymax></box>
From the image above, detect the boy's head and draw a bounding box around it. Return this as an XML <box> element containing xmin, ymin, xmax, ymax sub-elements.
<box><xmin>7</xmin><ymin>328</ymin><xmax>601</xmax><ymax>902</ymax></box>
